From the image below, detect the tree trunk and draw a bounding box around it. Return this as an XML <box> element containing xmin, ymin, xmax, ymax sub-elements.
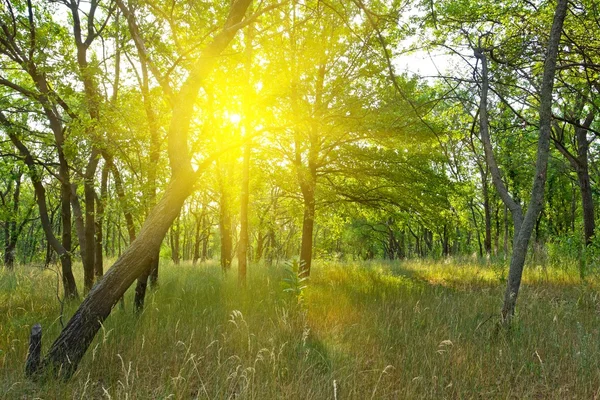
<box><xmin>238</xmin><ymin>14</ymin><xmax>254</xmax><ymax>284</ymax></box>
<box><xmin>572</xmin><ymin>120</ymin><xmax>595</xmax><ymax>246</ymax></box>
<box><xmin>4</xmin><ymin>172</ymin><xmax>21</xmax><ymax>269</ymax></box>
<box><xmin>579</xmin><ymin>169</ymin><xmax>594</xmax><ymax>244</ymax></box>
<box><xmin>83</xmin><ymin>151</ymin><xmax>100</xmax><ymax>288</ymax></box>
<box><xmin>498</xmin><ymin>0</ymin><xmax>568</xmax><ymax>322</ymax></box>
<box><xmin>503</xmin><ymin>204</ymin><xmax>509</xmax><ymax>258</ymax></box>
<box><xmin>60</xmin><ymin>176</ymin><xmax>78</xmax><ymax>299</ymax></box>
<box><xmin>134</xmin><ymin>250</ymin><xmax>159</xmax><ymax>312</ymax></box>
<box><xmin>481</xmin><ymin>168</ymin><xmax>492</xmax><ymax>256</ymax></box>
<box><xmin>43</xmin><ymin>170</ymin><xmax>196</xmax><ymax>377</ymax></box>
<box><xmin>95</xmin><ymin>163</ymin><xmax>109</xmax><ymax>278</ymax></box>
<box><xmin>494</xmin><ymin>201</ymin><xmax>500</xmax><ymax>256</ymax></box>
<box><xmin>219</xmin><ymin>193</ymin><xmax>232</xmax><ymax>271</ymax></box>
<box><xmin>202</xmin><ymin>222</ymin><xmax>210</xmax><ymax>262</ymax></box>
<box><xmin>386</xmin><ymin>223</ymin><xmax>396</xmax><ymax>260</ymax></box>
<box><xmin>469</xmin><ymin>201</ymin><xmax>483</xmax><ymax>258</ymax></box>
<box><xmin>299</xmin><ymin>188</ymin><xmax>315</xmax><ymax>277</ymax></box>
<box><xmin>148</xmin><ymin>258</ymin><xmax>159</xmax><ymax>287</ymax></box>
<box><xmin>106</xmin><ymin>157</ymin><xmax>136</xmax><ymax>244</ymax></box>
<box><xmin>70</xmin><ymin>185</ymin><xmax>94</xmax><ymax>293</ymax></box>
<box><xmin>70</xmin><ymin>185</ymin><xmax>86</xmax><ymax>261</ymax></box>
<box><xmin>170</xmin><ymin>218</ymin><xmax>181</xmax><ymax>265</ymax></box>
<box><xmin>193</xmin><ymin>213</ymin><xmax>202</xmax><ymax>265</ymax></box>
<box><xmin>238</xmin><ymin>140</ymin><xmax>250</xmax><ymax>284</ymax></box>
<box><xmin>442</xmin><ymin>224</ymin><xmax>450</xmax><ymax>257</ymax></box>
<box><xmin>25</xmin><ymin>324</ymin><xmax>42</xmax><ymax>378</ymax></box>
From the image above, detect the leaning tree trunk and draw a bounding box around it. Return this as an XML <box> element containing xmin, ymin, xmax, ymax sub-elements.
<box><xmin>35</xmin><ymin>0</ymin><xmax>254</xmax><ymax>378</ymax></box>
<box><xmin>43</xmin><ymin>171</ymin><xmax>195</xmax><ymax>377</ymax></box>
<box><xmin>499</xmin><ymin>0</ymin><xmax>568</xmax><ymax>322</ymax></box>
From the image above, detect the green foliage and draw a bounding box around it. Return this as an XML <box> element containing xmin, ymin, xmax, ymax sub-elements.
<box><xmin>547</xmin><ymin>234</ymin><xmax>600</xmax><ymax>279</ymax></box>
<box><xmin>281</xmin><ymin>258</ymin><xmax>308</xmax><ymax>304</ymax></box>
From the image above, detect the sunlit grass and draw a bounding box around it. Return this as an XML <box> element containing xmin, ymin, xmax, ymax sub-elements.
<box><xmin>1</xmin><ymin>258</ymin><xmax>600</xmax><ymax>398</ymax></box>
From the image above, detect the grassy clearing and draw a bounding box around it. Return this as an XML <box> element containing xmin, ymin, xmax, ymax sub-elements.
<box><xmin>1</xmin><ymin>259</ymin><xmax>600</xmax><ymax>399</ymax></box>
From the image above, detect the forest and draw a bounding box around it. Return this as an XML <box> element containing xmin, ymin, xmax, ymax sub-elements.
<box><xmin>1</xmin><ymin>0</ymin><xmax>599</xmax><ymax>398</ymax></box>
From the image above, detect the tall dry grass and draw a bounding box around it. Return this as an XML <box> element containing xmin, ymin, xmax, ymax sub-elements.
<box><xmin>1</xmin><ymin>258</ymin><xmax>599</xmax><ymax>398</ymax></box>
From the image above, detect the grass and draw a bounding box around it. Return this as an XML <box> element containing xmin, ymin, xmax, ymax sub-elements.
<box><xmin>1</xmin><ymin>258</ymin><xmax>600</xmax><ymax>399</ymax></box>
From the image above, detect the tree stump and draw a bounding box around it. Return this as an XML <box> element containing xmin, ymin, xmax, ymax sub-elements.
<box><xmin>25</xmin><ymin>324</ymin><xmax>42</xmax><ymax>378</ymax></box>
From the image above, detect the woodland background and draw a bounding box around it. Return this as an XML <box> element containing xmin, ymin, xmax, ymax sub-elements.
<box><xmin>1</xmin><ymin>0</ymin><xmax>600</xmax><ymax>398</ymax></box>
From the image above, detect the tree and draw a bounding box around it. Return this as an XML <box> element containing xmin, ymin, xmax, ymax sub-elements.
<box><xmin>30</xmin><ymin>0</ymin><xmax>257</xmax><ymax>378</ymax></box>
<box><xmin>473</xmin><ymin>0</ymin><xmax>568</xmax><ymax>322</ymax></box>
<box><xmin>0</xmin><ymin>1</ymin><xmax>82</xmax><ymax>298</ymax></box>
<box><xmin>0</xmin><ymin>164</ymin><xmax>34</xmax><ymax>269</ymax></box>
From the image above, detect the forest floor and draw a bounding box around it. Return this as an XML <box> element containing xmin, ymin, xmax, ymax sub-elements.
<box><xmin>1</xmin><ymin>258</ymin><xmax>599</xmax><ymax>399</ymax></box>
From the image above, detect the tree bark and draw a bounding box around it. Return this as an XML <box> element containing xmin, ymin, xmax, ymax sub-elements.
<box><xmin>193</xmin><ymin>212</ymin><xmax>202</xmax><ymax>265</ymax></box>
<box><xmin>83</xmin><ymin>151</ymin><xmax>100</xmax><ymax>288</ymax></box>
<box><xmin>299</xmin><ymin>187</ymin><xmax>316</xmax><ymax>277</ymax></box>
<box><xmin>44</xmin><ymin>171</ymin><xmax>195</xmax><ymax>377</ymax></box>
<box><xmin>70</xmin><ymin>183</ymin><xmax>95</xmax><ymax>293</ymax></box>
<box><xmin>25</xmin><ymin>324</ymin><xmax>42</xmax><ymax>378</ymax></box>
<box><xmin>578</xmin><ymin>163</ymin><xmax>595</xmax><ymax>246</ymax></box>
<box><xmin>60</xmin><ymin>170</ymin><xmax>78</xmax><ymax>299</ymax></box>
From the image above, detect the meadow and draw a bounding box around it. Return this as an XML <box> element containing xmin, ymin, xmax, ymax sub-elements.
<box><xmin>1</xmin><ymin>259</ymin><xmax>599</xmax><ymax>399</ymax></box>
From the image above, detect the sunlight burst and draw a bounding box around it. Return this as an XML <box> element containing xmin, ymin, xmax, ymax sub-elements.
<box><xmin>228</xmin><ymin>113</ymin><xmax>242</xmax><ymax>125</ymax></box>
